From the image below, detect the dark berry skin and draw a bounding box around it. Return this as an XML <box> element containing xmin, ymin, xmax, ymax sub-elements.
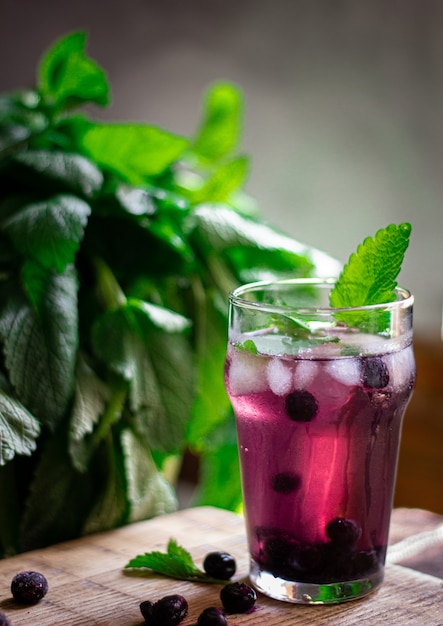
<box><xmin>140</xmin><ymin>594</ymin><xmax>188</xmax><ymax>626</ymax></box>
<box><xmin>271</xmin><ymin>471</ymin><xmax>301</xmax><ymax>494</ymax></box>
<box><xmin>140</xmin><ymin>600</ymin><xmax>154</xmax><ymax>622</ymax></box>
<box><xmin>285</xmin><ymin>389</ymin><xmax>318</xmax><ymax>422</ymax></box>
<box><xmin>255</xmin><ymin>528</ymin><xmax>323</xmax><ymax>581</ymax></box>
<box><xmin>203</xmin><ymin>551</ymin><xmax>236</xmax><ymax>580</ymax></box>
<box><xmin>352</xmin><ymin>549</ymin><xmax>380</xmax><ymax>576</ymax></box>
<box><xmin>0</xmin><ymin>613</ymin><xmax>11</xmax><ymax>626</ymax></box>
<box><xmin>197</xmin><ymin>606</ymin><xmax>228</xmax><ymax>626</ymax></box>
<box><xmin>326</xmin><ymin>518</ymin><xmax>361</xmax><ymax>546</ymax></box>
<box><xmin>361</xmin><ymin>357</ymin><xmax>390</xmax><ymax>389</ymax></box>
<box><xmin>10</xmin><ymin>570</ymin><xmax>48</xmax><ymax>604</ymax></box>
<box><xmin>220</xmin><ymin>582</ymin><xmax>256</xmax><ymax>614</ymax></box>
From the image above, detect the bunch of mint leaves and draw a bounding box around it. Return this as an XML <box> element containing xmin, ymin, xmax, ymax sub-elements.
<box><xmin>0</xmin><ymin>31</ymin><xmax>338</xmax><ymax>556</ymax></box>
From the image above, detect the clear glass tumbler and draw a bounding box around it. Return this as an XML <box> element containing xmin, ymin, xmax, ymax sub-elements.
<box><xmin>224</xmin><ymin>278</ymin><xmax>415</xmax><ymax>604</ymax></box>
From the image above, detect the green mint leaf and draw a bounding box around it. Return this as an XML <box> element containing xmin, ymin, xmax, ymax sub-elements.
<box><xmin>0</xmin><ymin>266</ymin><xmax>78</xmax><ymax>428</ymax></box>
<box><xmin>120</xmin><ymin>428</ymin><xmax>177</xmax><ymax>523</ymax></box>
<box><xmin>0</xmin><ymin>92</ymin><xmax>49</xmax><ymax>154</ymax></box>
<box><xmin>91</xmin><ymin>301</ymin><xmax>190</xmax><ymax>381</ymax></box>
<box><xmin>0</xmin><ymin>374</ymin><xmax>41</xmax><ymax>465</ymax></box>
<box><xmin>37</xmin><ymin>31</ymin><xmax>109</xmax><ymax>109</ymax></box>
<box><xmin>126</xmin><ymin>298</ymin><xmax>191</xmax><ymax>334</ymax></box>
<box><xmin>190</xmin><ymin>206</ymin><xmax>341</xmax><ymax>282</ymax></box>
<box><xmin>2</xmin><ymin>194</ymin><xmax>91</xmax><ymax>273</ymax></box>
<box><xmin>78</xmin><ymin>123</ymin><xmax>189</xmax><ymax>185</ymax></box>
<box><xmin>124</xmin><ymin>538</ymin><xmax>224</xmax><ymax>582</ymax></box>
<box><xmin>91</xmin><ymin>301</ymin><xmax>194</xmax><ymax>452</ymax></box>
<box><xmin>20</xmin><ymin>428</ymin><xmax>114</xmax><ymax>550</ymax></box>
<box><xmin>234</xmin><ymin>339</ymin><xmax>258</xmax><ymax>355</ymax></box>
<box><xmin>186</xmin><ymin>293</ymin><xmax>232</xmax><ymax>448</ymax></box>
<box><xmin>81</xmin><ymin>435</ymin><xmax>129</xmax><ymax>535</ymax></box>
<box><xmin>329</xmin><ymin>223</ymin><xmax>412</xmax><ymax>308</ymax></box>
<box><xmin>14</xmin><ymin>150</ymin><xmax>104</xmax><ymax>198</ymax></box>
<box><xmin>68</xmin><ymin>355</ymin><xmax>110</xmax><ymax>472</ymax></box>
<box><xmin>192</xmin><ymin>82</ymin><xmax>243</xmax><ymax>163</ymax></box>
<box><xmin>189</xmin><ymin>155</ymin><xmax>249</xmax><ymax>204</ymax></box>
<box><xmin>114</xmin><ymin>183</ymin><xmax>157</xmax><ymax>216</ymax></box>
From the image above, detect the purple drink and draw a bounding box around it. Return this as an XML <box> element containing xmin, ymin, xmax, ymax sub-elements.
<box><xmin>225</xmin><ymin>279</ymin><xmax>415</xmax><ymax>604</ymax></box>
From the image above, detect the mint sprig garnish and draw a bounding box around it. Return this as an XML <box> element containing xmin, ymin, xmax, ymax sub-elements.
<box><xmin>124</xmin><ymin>538</ymin><xmax>227</xmax><ymax>583</ymax></box>
<box><xmin>233</xmin><ymin>223</ymin><xmax>412</xmax><ymax>353</ymax></box>
<box><xmin>329</xmin><ymin>223</ymin><xmax>411</xmax><ymax>308</ymax></box>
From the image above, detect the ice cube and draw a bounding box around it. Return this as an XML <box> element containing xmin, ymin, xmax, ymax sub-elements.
<box><xmin>228</xmin><ymin>351</ymin><xmax>269</xmax><ymax>396</ymax></box>
<box><xmin>386</xmin><ymin>346</ymin><xmax>415</xmax><ymax>388</ymax></box>
<box><xmin>266</xmin><ymin>358</ymin><xmax>293</xmax><ymax>396</ymax></box>
<box><xmin>325</xmin><ymin>358</ymin><xmax>360</xmax><ymax>386</ymax></box>
<box><xmin>293</xmin><ymin>359</ymin><xmax>318</xmax><ymax>389</ymax></box>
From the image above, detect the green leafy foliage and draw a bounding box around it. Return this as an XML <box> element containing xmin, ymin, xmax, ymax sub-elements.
<box><xmin>0</xmin><ymin>30</ymin><xmax>339</xmax><ymax>555</ymax></box>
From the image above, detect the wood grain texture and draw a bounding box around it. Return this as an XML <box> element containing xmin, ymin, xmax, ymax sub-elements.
<box><xmin>0</xmin><ymin>506</ymin><xmax>441</xmax><ymax>626</ymax></box>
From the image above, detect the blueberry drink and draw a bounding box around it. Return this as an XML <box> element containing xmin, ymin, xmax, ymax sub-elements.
<box><xmin>225</xmin><ymin>277</ymin><xmax>415</xmax><ymax>603</ymax></box>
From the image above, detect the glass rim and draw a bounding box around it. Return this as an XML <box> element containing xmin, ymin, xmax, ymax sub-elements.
<box><xmin>229</xmin><ymin>277</ymin><xmax>414</xmax><ymax>315</ymax></box>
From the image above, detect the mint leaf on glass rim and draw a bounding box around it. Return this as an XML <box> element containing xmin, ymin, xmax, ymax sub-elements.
<box><xmin>329</xmin><ymin>223</ymin><xmax>412</xmax><ymax>308</ymax></box>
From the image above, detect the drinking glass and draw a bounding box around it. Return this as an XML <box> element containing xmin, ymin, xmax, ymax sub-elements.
<box><xmin>224</xmin><ymin>278</ymin><xmax>415</xmax><ymax>604</ymax></box>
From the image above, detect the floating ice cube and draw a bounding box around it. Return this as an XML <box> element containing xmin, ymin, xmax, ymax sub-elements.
<box><xmin>314</xmin><ymin>366</ymin><xmax>354</xmax><ymax>409</ymax></box>
<box><xmin>386</xmin><ymin>346</ymin><xmax>415</xmax><ymax>388</ymax></box>
<box><xmin>228</xmin><ymin>351</ymin><xmax>269</xmax><ymax>396</ymax></box>
<box><xmin>325</xmin><ymin>358</ymin><xmax>360</xmax><ymax>386</ymax></box>
<box><xmin>293</xmin><ymin>359</ymin><xmax>318</xmax><ymax>389</ymax></box>
<box><xmin>266</xmin><ymin>358</ymin><xmax>293</xmax><ymax>396</ymax></box>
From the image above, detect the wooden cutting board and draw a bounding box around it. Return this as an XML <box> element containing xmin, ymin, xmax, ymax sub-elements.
<box><xmin>0</xmin><ymin>506</ymin><xmax>441</xmax><ymax>625</ymax></box>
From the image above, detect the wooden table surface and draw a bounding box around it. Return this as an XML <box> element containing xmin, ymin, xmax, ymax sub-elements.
<box><xmin>0</xmin><ymin>506</ymin><xmax>441</xmax><ymax>625</ymax></box>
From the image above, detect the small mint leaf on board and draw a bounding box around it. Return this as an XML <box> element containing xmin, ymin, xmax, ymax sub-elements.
<box><xmin>329</xmin><ymin>223</ymin><xmax>411</xmax><ymax>308</ymax></box>
<box><xmin>124</xmin><ymin>538</ymin><xmax>227</xmax><ymax>583</ymax></box>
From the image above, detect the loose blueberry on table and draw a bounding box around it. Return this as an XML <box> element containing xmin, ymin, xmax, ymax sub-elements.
<box><xmin>197</xmin><ymin>606</ymin><xmax>228</xmax><ymax>626</ymax></box>
<box><xmin>220</xmin><ymin>582</ymin><xmax>257</xmax><ymax>613</ymax></box>
<box><xmin>203</xmin><ymin>551</ymin><xmax>237</xmax><ymax>580</ymax></box>
<box><xmin>140</xmin><ymin>594</ymin><xmax>188</xmax><ymax>626</ymax></box>
<box><xmin>10</xmin><ymin>570</ymin><xmax>49</xmax><ymax>604</ymax></box>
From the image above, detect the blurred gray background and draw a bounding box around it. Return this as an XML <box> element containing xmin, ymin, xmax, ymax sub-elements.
<box><xmin>1</xmin><ymin>0</ymin><xmax>442</xmax><ymax>340</ymax></box>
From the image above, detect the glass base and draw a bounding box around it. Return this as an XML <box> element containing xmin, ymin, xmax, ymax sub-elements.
<box><xmin>249</xmin><ymin>559</ymin><xmax>384</xmax><ymax>604</ymax></box>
